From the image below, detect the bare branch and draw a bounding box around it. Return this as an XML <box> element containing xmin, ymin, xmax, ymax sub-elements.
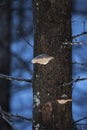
<box><xmin>0</xmin><ymin>111</ymin><xmax>17</xmax><ymax>130</ymax></box>
<box><xmin>62</xmin><ymin>41</ymin><xmax>87</xmax><ymax>46</ymax></box>
<box><xmin>0</xmin><ymin>74</ymin><xmax>32</xmax><ymax>83</ymax></box>
<box><xmin>0</xmin><ymin>106</ymin><xmax>32</xmax><ymax>130</ymax></box>
<box><xmin>72</xmin><ymin>61</ymin><xmax>87</xmax><ymax>67</ymax></box>
<box><xmin>73</xmin><ymin>117</ymin><xmax>87</xmax><ymax>124</ymax></box>
<box><xmin>72</xmin><ymin>31</ymin><xmax>87</xmax><ymax>39</ymax></box>
<box><xmin>2</xmin><ymin>111</ymin><xmax>33</xmax><ymax>122</ymax></box>
<box><xmin>0</xmin><ymin>73</ymin><xmax>87</xmax><ymax>86</ymax></box>
<box><xmin>61</xmin><ymin>77</ymin><xmax>87</xmax><ymax>87</ymax></box>
<box><xmin>22</xmin><ymin>34</ymin><xmax>34</xmax><ymax>48</ymax></box>
<box><xmin>19</xmin><ymin>31</ymin><xmax>34</xmax><ymax>48</ymax></box>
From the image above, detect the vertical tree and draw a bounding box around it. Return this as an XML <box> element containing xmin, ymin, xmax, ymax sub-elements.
<box><xmin>0</xmin><ymin>1</ymin><xmax>11</xmax><ymax>129</ymax></box>
<box><xmin>33</xmin><ymin>0</ymin><xmax>72</xmax><ymax>130</ymax></box>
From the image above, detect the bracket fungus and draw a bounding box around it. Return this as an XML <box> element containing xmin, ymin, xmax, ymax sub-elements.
<box><xmin>31</xmin><ymin>54</ymin><xmax>54</xmax><ymax>65</ymax></box>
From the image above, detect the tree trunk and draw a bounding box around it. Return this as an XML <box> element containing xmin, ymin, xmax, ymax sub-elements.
<box><xmin>33</xmin><ymin>0</ymin><xmax>72</xmax><ymax>130</ymax></box>
<box><xmin>0</xmin><ymin>1</ymin><xmax>11</xmax><ymax>130</ymax></box>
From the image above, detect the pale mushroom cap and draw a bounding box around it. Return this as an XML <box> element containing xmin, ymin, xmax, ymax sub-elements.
<box><xmin>31</xmin><ymin>54</ymin><xmax>54</xmax><ymax>65</ymax></box>
<box><xmin>57</xmin><ymin>99</ymin><xmax>72</xmax><ymax>104</ymax></box>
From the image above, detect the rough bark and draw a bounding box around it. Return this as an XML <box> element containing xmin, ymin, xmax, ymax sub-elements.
<box><xmin>33</xmin><ymin>0</ymin><xmax>72</xmax><ymax>130</ymax></box>
<box><xmin>0</xmin><ymin>1</ymin><xmax>11</xmax><ymax>130</ymax></box>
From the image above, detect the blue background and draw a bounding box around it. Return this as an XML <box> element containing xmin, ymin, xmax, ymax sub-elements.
<box><xmin>9</xmin><ymin>0</ymin><xmax>87</xmax><ymax>130</ymax></box>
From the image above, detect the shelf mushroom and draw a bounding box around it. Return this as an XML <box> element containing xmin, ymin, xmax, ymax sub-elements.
<box><xmin>31</xmin><ymin>54</ymin><xmax>54</xmax><ymax>65</ymax></box>
<box><xmin>57</xmin><ymin>94</ymin><xmax>72</xmax><ymax>104</ymax></box>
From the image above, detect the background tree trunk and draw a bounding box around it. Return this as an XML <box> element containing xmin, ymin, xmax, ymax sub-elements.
<box><xmin>33</xmin><ymin>0</ymin><xmax>72</xmax><ymax>130</ymax></box>
<box><xmin>0</xmin><ymin>1</ymin><xmax>11</xmax><ymax>130</ymax></box>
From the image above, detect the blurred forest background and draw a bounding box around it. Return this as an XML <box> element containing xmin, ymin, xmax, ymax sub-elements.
<box><xmin>0</xmin><ymin>0</ymin><xmax>33</xmax><ymax>130</ymax></box>
<box><xmin>0</xmin><ymin>0</ymin><xmax>87</xmax><ymax>130</ymax></box>
<box><xmin>72</xmin><ymin>0</ymin><xmax>87</xmax><ymax>130</ymax></box>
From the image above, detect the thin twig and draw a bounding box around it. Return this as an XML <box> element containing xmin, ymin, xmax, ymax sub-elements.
<box><xmin>73</xmin><ymin>117</ymin><xmax>87</xmax><ymax>124</ymax></box>
<box><xmin>61</xmin><ymin>77</ymin><xmax>87</xmax><ymax>87</ymax></box>
<box><xmin>72</xmin><ymin>31</ymin><xmax>87</xmax><ymax>39</ymax></box>
<box><xmin>0</xmin><ymin>112</ymin><xmax>17</xmax><ymax>130</ymax></box>
<box><xmin>0</xmin><ymin>74</ymin><xmax>32</xmax><ymax>83</ymax></box>
<box><xmin>2</xmin><ymin>111</ymin><xmax>33</xmax><ymax>122</ymax></box>
<box><xmin>0</xmin><ymin>106</ymin><xmax>32</xmax><ymax>130</ymax></box>
<box><xmin>0</xmin><ymin>74</ymin><xmax>87</xmax><ymax>87</ymax></box>
<box><xmin>19</xmin><ymin>31</ymin><xmax>34</xmax><ymax>48</ymax></box>
<box><xmin>22</xmin><ymin>35</ymin><xmax>34</xmax><ymax>48</ymax></box>
<box><xmin>72</xmin><ymin>61</ymin><xmax>87</xmax><ymax>67</ymax></box>
<box><xmin>63</xmin><ymin>41</ymin><xmax>87</xmax><ymax>45</ymax></box>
